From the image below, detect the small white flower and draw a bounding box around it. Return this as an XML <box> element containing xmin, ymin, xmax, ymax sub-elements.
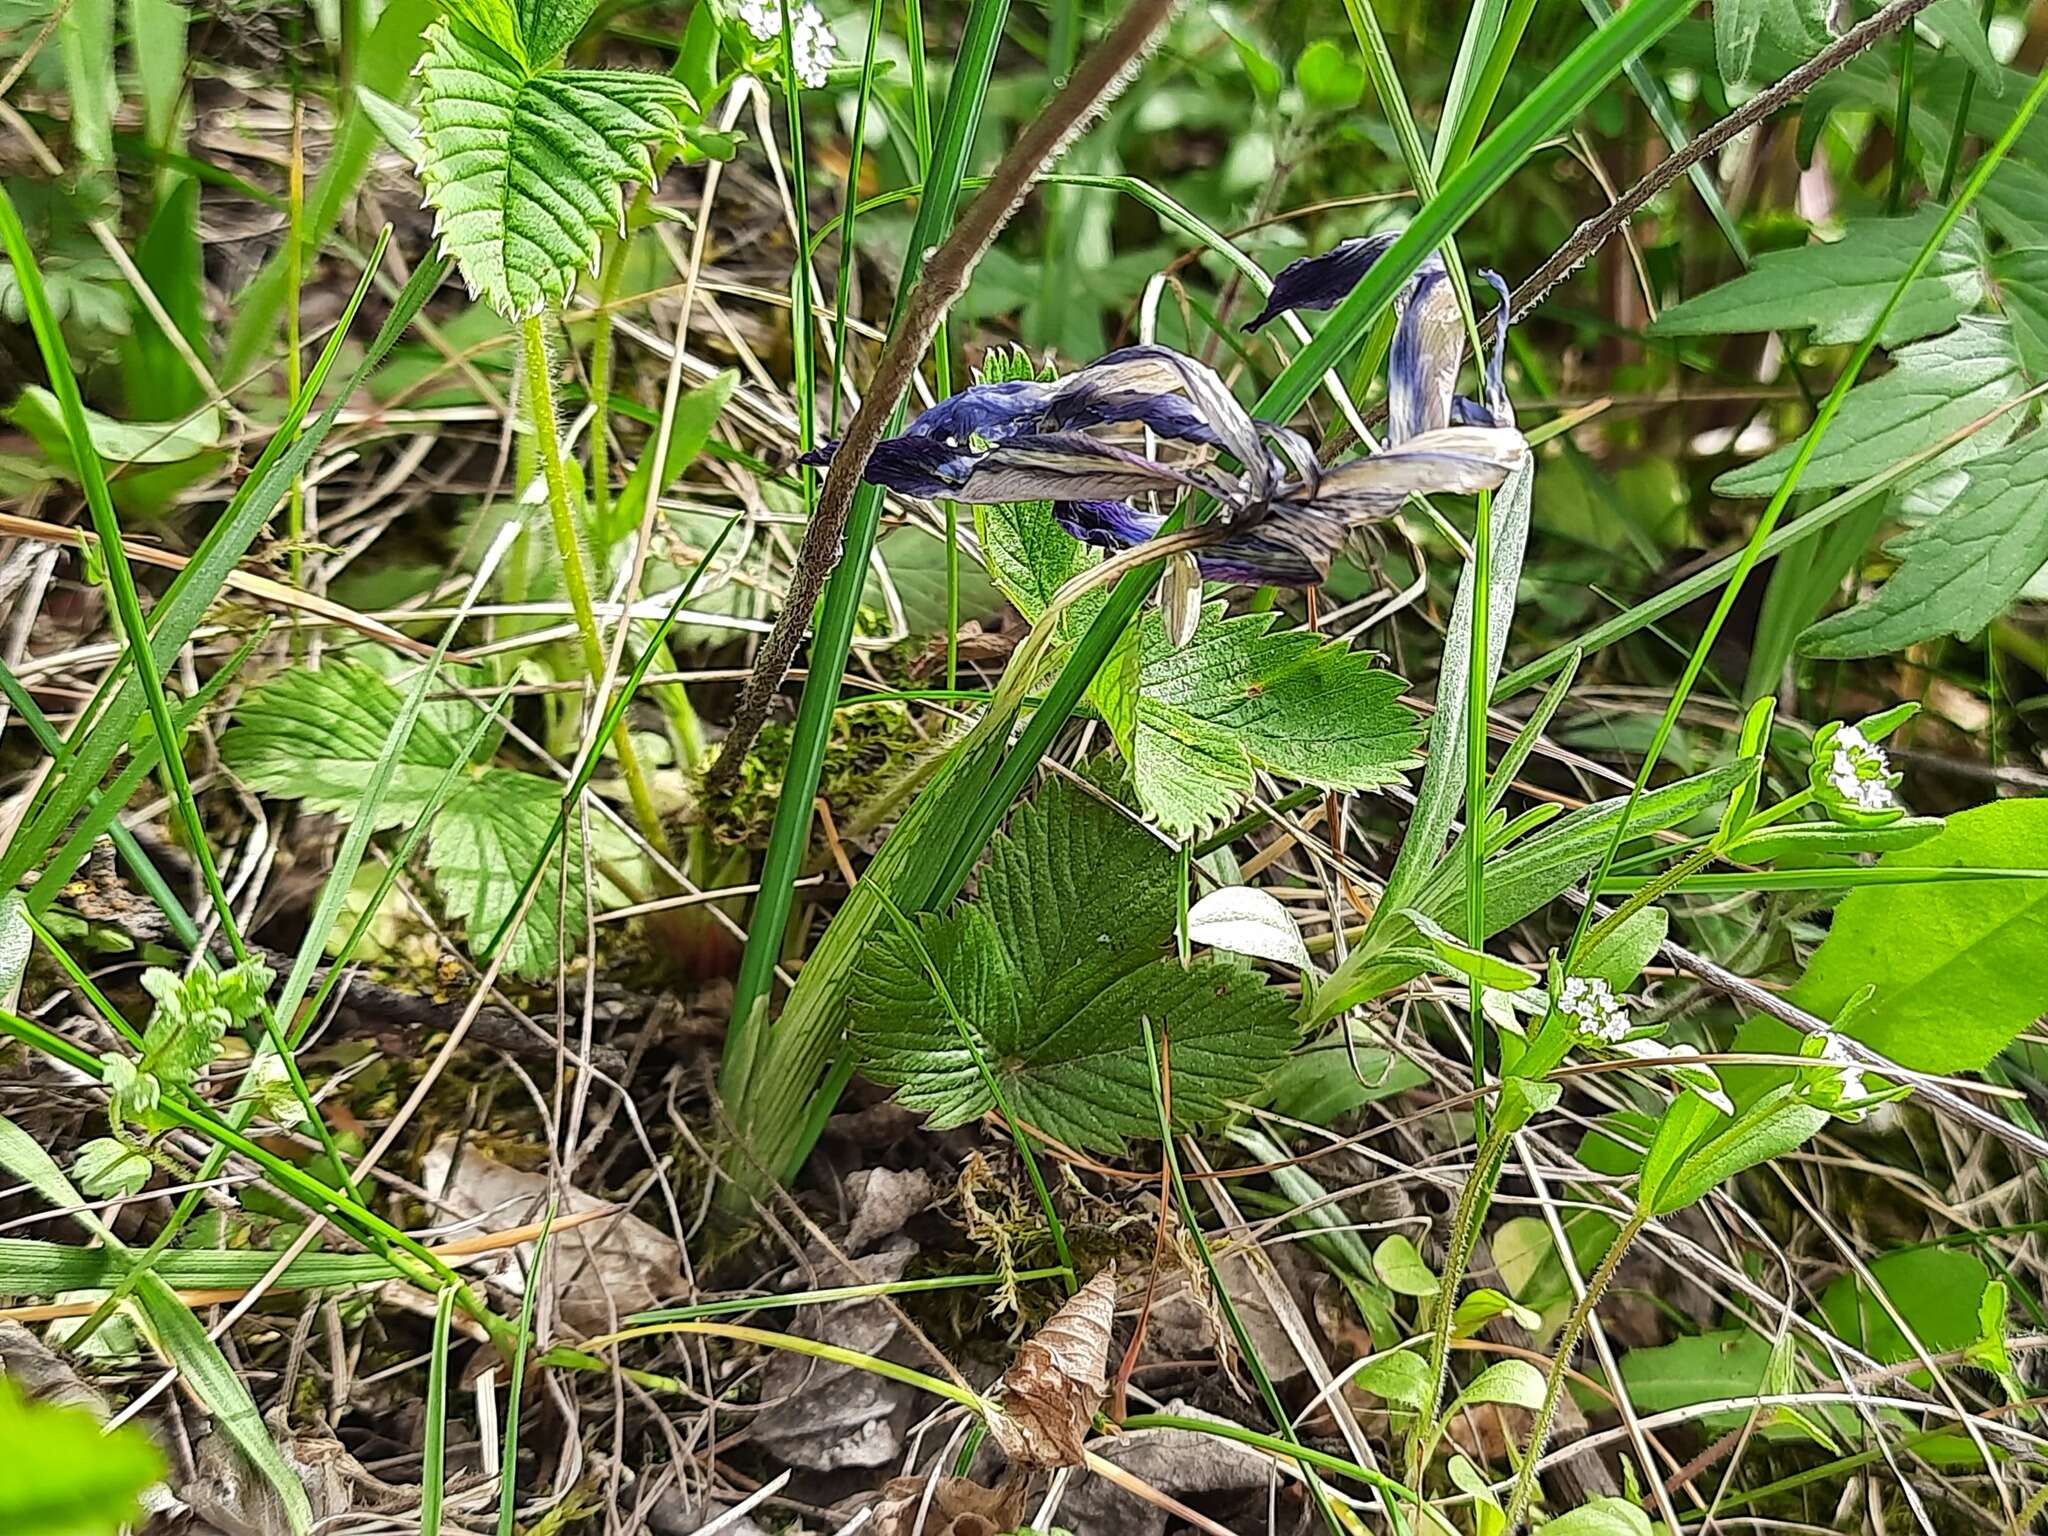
<box><xmin>738</xmin><ymin>0</ymin><xmax>835</xmax><ymax>87</ymax></box>
<box><xmin>737</xmin><ymin>0</ymin><xmax>781</xmax><ymax>40</ymax></box>
<box><xmin>1558</xmin><ymin>975</ymin><xmax>1631</xmax><ymax>1044</ymax></box>
<box><xmin>1818</xmin><ymin>1032</ymin><xmax>1867</xmax><ymax>1103</ymax></box>
<box><xmin>1827</xmin><ymin>725</ymin><xmax>1895</xmax><ymax>813</ymax></box>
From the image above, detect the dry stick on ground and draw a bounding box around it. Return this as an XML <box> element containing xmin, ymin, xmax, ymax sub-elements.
<box><xmin>1324</xmin><ymin>0</ymin><xmax>1943</xmax><ymax>458</ymax></box>
<box><xmin>705</xmin><ymin>0</ymin><xmax>1183</xmax><ymax>793</ymax></box>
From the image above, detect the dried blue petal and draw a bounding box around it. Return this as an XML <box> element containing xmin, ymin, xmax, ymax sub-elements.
<box><xmin>949</xmin><ymin>431</ymin><xmax>1234</xmax><ymax>507</ymax></box>
<box><xmin>1389</xmin><ymin>264</ymin><xmax>1464</xmax><ymax>443</ymax></box>
<box><xmin>902</xmin><ymin>378</ymin><xmax>1055</xmax><ymax>444</ymax></box>
<box><xmin>1052</xmin><ymin>499</ymin><xmax>1166</xmax><ymax>550</ymax></box>
<box><xmin>1477</xmin><ymin>268</ymin><xmax>1514</xmax><ymax>426</ymax></box>
<box><xmin>1242</xmin><ymin>233</ymin><xmax>1400</xmax><ymax>333</ymax></box>
<box><xmin>797</xmin><ymin>434</ymin><xmax>977</xmax><ymax>497</ymax></box>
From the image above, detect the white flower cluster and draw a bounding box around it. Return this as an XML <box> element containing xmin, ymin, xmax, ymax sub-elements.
<box><xmin>1827</xmin><ymin>725</ymin><xmax>1894</xmax><ymax>813</ymax></box>
<box><xmin>1558</xmin><ymin>975</ymin><xmax>1630</xmax><ymax>1044</ymax></box>
<box><xmin>1818</xmin><ymin>1032</ymin><xmax>1867</xmax><ymax>1103</ymax></box>
<box><xmin>737</xmin><ymin>0</ymin><xmax>835</xmax><ymax>88</ymax></box>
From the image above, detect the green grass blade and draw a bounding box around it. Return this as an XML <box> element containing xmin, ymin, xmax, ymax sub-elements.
<box><xmin>1559</xmin><ymin>61</ymin><xmax>2048</xmax><ymax>974</ymax></box>
<box><xmin>721</xmin><ymin>0</ymin><xmax>1013</xmax><ymax>1119</ymax></box>
<box><xmin>495</xmin><ymin>1204</ymin><xmax>553</xmax><ymax>1536</ymax></box>
<box><xmin>421</xmin><ymin>1287</ymin><xmax>458</xmax><ymax>1536</ymax></box>
<box><xmin>0</xmin><ymin>237</ymin><xmax>440</xmax><ymax>895</ymax></box>
<box><xmin>0</xmin><ymin>1116</ymin><xmax>315</xmax><ymax>1534</ymax></box>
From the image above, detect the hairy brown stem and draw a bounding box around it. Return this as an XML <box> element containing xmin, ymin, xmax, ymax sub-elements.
<box><xmin>705</xmin><ymin>0</ymin><xmax>1182</xmax><ymax>793</ymax></box>
<box><xmin>1328</xmin><ymin>0</ymin><xmax>1941</xmax><ymax>455</ymax></box>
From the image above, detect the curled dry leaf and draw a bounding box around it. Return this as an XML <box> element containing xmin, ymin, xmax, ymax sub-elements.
<box><xmin>986</xmin><ymin>1266</ymin><xmax>1118</xmax><ymax>1469</ymax></box>
<box><xmin>871</xmin><ymin>1474</ymin><xmax>1027</xmax><ymax>1536</ymax></box>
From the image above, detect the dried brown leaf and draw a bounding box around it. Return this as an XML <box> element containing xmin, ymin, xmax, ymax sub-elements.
<box><xmin>986</xmin><ymin>1266</ymin><xmax>1117</xmax><ymax>1469</ymax></box>
<box><xmin>871</xmin><ymin>1474</ymin><xmax>1027</xmax><ymax>1536</ymax></box>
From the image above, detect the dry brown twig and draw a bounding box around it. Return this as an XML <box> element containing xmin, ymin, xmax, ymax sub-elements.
<box><xmin>706</xmin><ymin>0</ymin><xmax>1184</xmax><ymax>792</ymax></box>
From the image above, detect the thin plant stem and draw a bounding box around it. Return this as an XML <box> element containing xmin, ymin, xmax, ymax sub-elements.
<box><xmin>587</xmin><ymin>225</ymin><xmax>628</xmax><ymax>527</ymax></box>
<box><xmin>1936</xmin><ymin>0</ymin><xmax>1997</xmax><ymax>200</ymax></box>
<box><xmin>1501</xmin><ymin>1207</ymin><xmax>1651</xmax><ymax>1528</ymax></box>
<box><xmin>1888</xmin><ymin>24</ymin><xmax>1915</xmax><ymax>214</ymax></box>
<box><xmin>518</xmin><ymin>312</ymin><xmax>674</xmax><ymax>862</ymax></box>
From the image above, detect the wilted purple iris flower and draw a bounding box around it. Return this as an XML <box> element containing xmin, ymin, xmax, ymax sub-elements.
<box><xmin>800</xmin><ymin>247</ymin><xmax>1526</xmax><ymax>587</ymax></box>
<box><xmin>1248</xmin><ymin>237</ymin><xmax>1515</xmax><ymax>441</ymax></box>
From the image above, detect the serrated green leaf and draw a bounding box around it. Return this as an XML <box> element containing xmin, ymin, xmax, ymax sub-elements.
<box><xmin>1715</xmin><ymin>0</ymin><xmax>1827</xmax><ymax>89</ymax></box>
<box><xmin>431</xmin><ymin>769</ymin><xmax>605</xmax><ymax>979</ymax></box>
<box><xmin>1134</xmin><ymin>604</ymin><xmax>1422</xmax><ymax>836</ymax></box>
<box><xmin>1800</xmin><ymin>432</ymin><xmax>2048</xmax><ymax>656</ymax></box>
<box><xmin>221</xmin><ymin>657</ymin><xmax>607</xmax><ymax>979</ymax></box>
<box><xmin>1993</xmin><ymin>246</ymin><xmax>2048</xmax><ymax>379</ymax></box>
<box><xmin>1712</xmin><ymin>320</ymin><xmax>2027</xmax><ymax>498</ymax></box>
<box><xmin>1651</xmin><ymin>208</ymin><xmax>1986</xmax><ymax>348</ymax></box>
<box><xmin>976</xmin><ymin>495</ymin><xmax>1094</xmax><ymax>620</ymax></box>
<box><xmin>1790</xmin><ymin>800</ymin><xmax>2048</xmax><ymax>1072</ymax></box>
<box><xmin>417</xmin><ymin>18</ymin><xmax>691</xmax><ymax>318</ymax></box>
<box><xmin>221</xmin><ymin>659</ymin><xmax>476</xmax><ymax>828</ymax></box>
<box><xmin>1919</xmin><ymin>0</ymin><xmax>2005</xmax><ymax>96</ymax></box>
<box><xmin>0</xmin><ymin>1375</ymin><xmax>166</xmax><ymax>1536</ymax></box>
<box><xmin>846</xmin><ymin>777</ymin><xmax>1295</xmax><ymax>1151</ymax></box>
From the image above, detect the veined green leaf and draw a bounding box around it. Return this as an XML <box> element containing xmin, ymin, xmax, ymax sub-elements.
<box><xmin>1133</xmin><ymin>605</ymin><xmax>1423</xmax><ymax>837</ymax></box>
<box><xmin>1801</xmin><ymin>431</ymin><xmax>2048</xmax><ymax>655</ymax></box>
<box><xmin>846</xmin><ymin>777</ymin><xmax>1295</xmax><ymax>1151</ymax></box>
<box><xmin>1713</xmin><ymin>319</ymin><xmax>2027</xmax><ymax>498</ymax></box>
<box><xmin>1714</xmin><ymin>0</ymin><xmax>1827</xmax><ymax>90</ymax></box>
<box><xmin>220</xmin><ymin>656</ymin><xmax>624</xmax><ymax>979</ymax></box>
<box><xmin>1651</xmin><ymin>208</ymin><xmax>1986</xmax><ymax>348</ymax></box>
<box><xmin>417</xmin><ymin>18</ymin><xmax>692</xmax><ymax>319</ymax></box>
<box><xmin>1992</xmin><ymin>246</ymin><xmax>2048</xmax><ymax>379</ymax></box>
<box><xmin>1790</xmin><ymin>799</ymin><xmax>2048</xmax><ymax>1072</ymax></box>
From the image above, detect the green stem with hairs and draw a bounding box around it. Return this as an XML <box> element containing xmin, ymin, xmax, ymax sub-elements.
<box><xmin>519</xmin><ymin>313</ymin><xmax>672</xmax><ymax>863</ymax></box>
<box><xmin>1502</xmin><ymin>1206</ymin><xmax>1650</xmax><ymax>1528</ymax></box>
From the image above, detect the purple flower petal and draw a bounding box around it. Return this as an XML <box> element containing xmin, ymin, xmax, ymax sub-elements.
<box><xmin>1241</xmin><ymin>233</ymin><xmax>1400</xmax><ymax>333</ymax></box>
<box><xmin>949</xmin><ymin>431</ymin><xmax>1237</xmax><ymax>507</ymax></box>
<box><xmin>901</xmin><ymin>378</ymin><xmax>1056</xmax><ymax>445</ymax></box>
<box><xmin>797</xmin><ymin>434</ymin><xmax>978</xmax><ymax>498</ymax></box>
<box><xmin>1051</xmin><ymin>499</ymin><xmax>1165</xmax><ymax>550</ymax></box>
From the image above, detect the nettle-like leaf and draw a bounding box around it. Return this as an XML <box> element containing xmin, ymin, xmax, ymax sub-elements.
<box><xmin>220</xmin><ymin>656</ymin><xmax>630</xmax><ymax>979</ymax></box>
<box><xmin>847</xmin><ymin>776</ymin><xmax>1296</xmax><ymax>1151</ymax></box>
<box><xmin>416</xmin><ymin>0</ymin><xmax>692</xmax><ymax>318</ymax></box>
<box><xmin>1134</xmin><ymin>602</ymin><xmax>1422</xmax><ymax>835</ymax></box>
<box><xmin>1651</xmin><ymin>207</ymin><xmax>1985</xmax><ymax>348</ymax></box>
<box><xmin>1712</xmin><ymin>319</ymin><xmax>2029</xmax><ymax>499</ymax></box>
<box><xmin>978</xmin><ymin>500</ymin><xmax>1423</xmax><ymax>835</ymax></box>
<box><xmin>1801</xmin><ymin>430</ymin><xmax>2048</xmax><ymax>656</ymax></box>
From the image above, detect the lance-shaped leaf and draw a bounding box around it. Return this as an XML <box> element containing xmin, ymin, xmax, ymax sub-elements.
<box><xmin>416</xmin><ymin>16</ymin><xmax>692</xmax><ymax>318</ymax></box>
